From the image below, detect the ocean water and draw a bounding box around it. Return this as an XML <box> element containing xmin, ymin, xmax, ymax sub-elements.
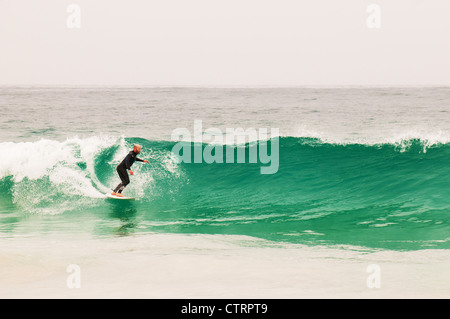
<box><xmin>1</xmin><ymin>86</ymin><xmax>450</xmax><ymax>298</ymax></box>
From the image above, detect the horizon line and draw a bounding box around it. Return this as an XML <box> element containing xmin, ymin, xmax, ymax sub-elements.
<box><xmin>1</xmin><ymin>84</ymin><xmax>449</xmax><ymax>89</ymax></box>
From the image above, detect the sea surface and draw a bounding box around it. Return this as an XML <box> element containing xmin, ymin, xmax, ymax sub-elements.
<box><xmin>1</xmin><ymin>86</ymin><xmax>450</xmax><ymax>298</ymax></box>
<box><xmin>0</xmin><ymin>86</ymin><xmax>450</xmax><ymax>298</ymax></box>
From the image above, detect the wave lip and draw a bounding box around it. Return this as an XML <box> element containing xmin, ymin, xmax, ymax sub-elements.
<box><xmin>291</xmin><ymin>128</ymin><xmax>450</xmax><ymax>149</ymax></box>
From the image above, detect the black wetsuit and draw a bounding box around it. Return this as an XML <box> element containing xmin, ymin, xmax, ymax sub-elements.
<box><xmin>113</xmin><ymin>151</ymin><xmax>144</xmax><ymax>194</ymax></box>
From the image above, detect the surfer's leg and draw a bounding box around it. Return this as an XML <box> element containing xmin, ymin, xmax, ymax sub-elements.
<box><xmin>117</xmin><ymin>183</ymin><xmax>126</xmax><ymax>194</ymax></box>
<box><xmin>115</xmin><ymin>167</ymin><xmax>130</xmax><ymax>194</ymax></box>
<box><xmin>117</xmin><ymin>180</ymin><xmax>130</xmax><ymax>193</ymax></box>
<box><xmin>113</xmin><ymin>182</ymin><xmax>124</xmax><ymax>193</ymax></box>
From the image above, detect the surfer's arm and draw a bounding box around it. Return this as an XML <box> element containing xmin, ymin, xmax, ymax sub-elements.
<box><xmin>136</xmin><ymin>158</ymin><xmax>149</xmax><ymax>163</ymax></box>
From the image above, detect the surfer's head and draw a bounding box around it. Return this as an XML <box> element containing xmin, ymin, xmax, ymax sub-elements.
<box><xmin>133</xmin><ymin>144</ymin><xmax>142</xmax><ymax>154</ymax></box>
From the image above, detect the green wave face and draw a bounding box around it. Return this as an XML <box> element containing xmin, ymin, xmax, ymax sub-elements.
<box><xmin>1</xmin><ymin>136</ymin><xmax>450</xmax><ymax>250</ymax></box>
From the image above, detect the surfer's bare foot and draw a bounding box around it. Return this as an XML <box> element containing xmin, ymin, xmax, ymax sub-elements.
<box><xmin>116</xmin><ymin>193</ymin><xmax>124</xmax><ymax>197</ymax></box>
<box><xmin>111</xmin><ymin>192</ymin><xmax>116</xmax><ymax>196</ymax></box>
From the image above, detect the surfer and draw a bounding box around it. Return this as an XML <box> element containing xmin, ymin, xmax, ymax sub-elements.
<box><xmin>111</xmin><ymin>144</ymin><xmax>149</xmax><ymax>197</ymax></box>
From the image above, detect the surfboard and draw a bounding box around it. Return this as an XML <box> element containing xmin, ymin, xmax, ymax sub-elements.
<box><xmin>105</xmin><ymin>193</ymin><xmax>136</xmax><ymax>201</ymax></box>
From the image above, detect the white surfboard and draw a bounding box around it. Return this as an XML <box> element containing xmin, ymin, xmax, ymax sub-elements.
<box><xmin>105</xmin><ymin>193</ymin><xmax>136</xmax><ymax>201</ymax></box>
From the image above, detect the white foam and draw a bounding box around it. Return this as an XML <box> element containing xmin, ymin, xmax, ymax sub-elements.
<box><xmin>0</xmin><ymin>139</ymin><xmax>73</xmax><ymax>181</ymax></box>
<box><xmin>0</xmin><ymin>136</ymin><xmax>123</xmax><ymax>213</ymax></box>
<box><xmin>292</xmin><ymin>127</ymin><xmax>450</xmax><ymax>147</ymax></box>
<box><xmin>385</xmin><ymin>130</ymin><xmax>450</xmax><ymax>149</ymax></box>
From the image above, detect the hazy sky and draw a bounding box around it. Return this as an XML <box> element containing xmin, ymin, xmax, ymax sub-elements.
<box><xmin>1</xmin><ymin>0</ymin><xmax>449</xmax><ymax>86</ymax></box>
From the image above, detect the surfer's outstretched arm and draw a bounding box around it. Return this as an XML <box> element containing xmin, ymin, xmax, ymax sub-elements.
<box><xmin>129</xmin><ymin>158</ymin><xmax>148</xmax><ymax>175</ymax></box>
